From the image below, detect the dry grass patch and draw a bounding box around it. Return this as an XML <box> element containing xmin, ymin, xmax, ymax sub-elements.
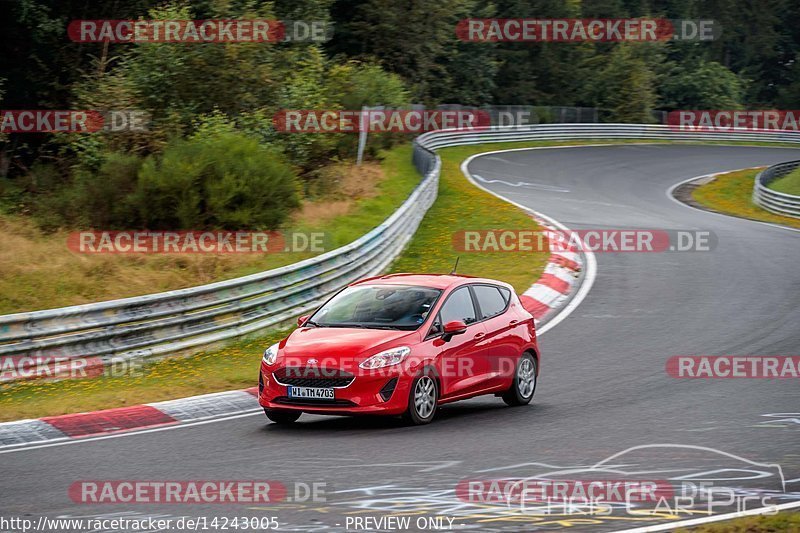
<box><xmin>0</xmin><ymin>161</ymin><xmax>397</xmax><ymax>314</ymax></box>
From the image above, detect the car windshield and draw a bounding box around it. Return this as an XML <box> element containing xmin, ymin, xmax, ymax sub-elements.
<box><xmin>309</xmin><ymin>284</ymin><xmax>442</xmax><ymax>330</ymax></box>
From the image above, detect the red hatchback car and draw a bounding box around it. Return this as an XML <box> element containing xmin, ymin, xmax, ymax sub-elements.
<box><xmin>258</xmin><ymin>273</ymin><xmax>539</xmax><ymax>425</ymax></box>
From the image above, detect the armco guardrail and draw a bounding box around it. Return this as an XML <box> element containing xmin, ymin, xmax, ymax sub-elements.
<box><xmin>414</xmin><ymin>123</ymin><xmax>800</xmax><ymax>151</ymax></box>
<box><xmin>413</xmin><ymin>123</ymin><xmax>800</xmax><ymax>219</ymax></box>
<box><xmin>0</xmin><ymin>145</ymin><xmax>440</xmax><ymax>382</ymax></box>
<box><xmin>3</xmin><ymin>123</ymin><xmax>800</xmax><ymax>382</ymax></box>
<box><xmin>753</xmin><ymin>160</ymin><xmax>800</xmax><ymax>218</ymax></box>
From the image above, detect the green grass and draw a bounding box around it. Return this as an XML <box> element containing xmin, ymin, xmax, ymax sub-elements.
<box><xmin>676</xmin><ymin>511</ymin><xmax>800</xmax><ymax>532</ymax></box>
<box><xmin>691</xmin><ymin>168</ymin><xmax>800</xmax><ymax>229</ymax></box>
<box><xmin>0</xmin><ymin>330</ymin><xmax>289</xmax><ymax>422</ymax></box>
<box><xmin>5</xmin><ymin>137</ymin><xmax>799</xmax><ymax>421</ymax></box>
<box><xmin>768</xmin><ymin>166</ymin><xmax>800</xmax><ymax>196</ymax></box>
<box><xmin>291</xmin><ymin>147</ymin><xmax>422</xmax><ymax>253</ymax></box>
<box><xmin>0</xmin><ymin>157</ymin><xmax>419</xmax><ymax>315</ymax></box>
<box><xmin>0</xmin><ymin>140</ymin><xmax>554</xmax><ymax>421</ymax></box>
<box><xmin>3</xmin><ymin>138</ymin><xmax>798</xmax><ymax>315</ymax></box>
<box><xmin>390</xmin><ymin>143</ymin><xmax>550</xmax><ymax>293</ymax></box>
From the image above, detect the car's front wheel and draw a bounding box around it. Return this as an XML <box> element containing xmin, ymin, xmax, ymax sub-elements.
<box><xmin>264</xmin><ymin>408</ymin><xmax>301</xmax><ymax>424</ymax></box>
<box><xmin>402</xmin><ymin>371</ymin><xmax>438</xmax><ymax>425</ymax></box>
<box><xmin>502</xmin><ymin>353</ymin><xmax>537</xmax><ymax>406</ymax></box>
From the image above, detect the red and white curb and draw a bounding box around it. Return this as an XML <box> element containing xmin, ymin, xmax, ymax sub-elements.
<box><xmin>0</xmin><ymin>231</ymin><xmax>582</xmax><ymax>450</ymax></box>
<box><xmin>0</xmin><ymin>388</ymin><xmax>259</xmax><ymax>450</ymax></box>
<box><xmin>0</xmin><ymin>146</ymin><xmax>595</xmax><ymax>451</ymax></box>
<box><xmin>519</xmin><ymin>214</ymin><xmax>583</xmax><ymax>325</ymax></box>
<box><xmin>459</xmin><ymin>147</ymin><xmax>594</xmax><ymax>335</ymax></box>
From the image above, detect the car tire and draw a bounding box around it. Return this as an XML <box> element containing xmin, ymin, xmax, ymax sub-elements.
<box><xmin>264</xmin><ymin>408</ymin><xmax>301</xmax><ymax>424</ymax></box>
<box><xmin>402</xmin><ymin>370</ymin><xmax>438</xmax><ymax>425</ymax></box>
<box><xmin>502</xmin><ymin>353</ymin><xmax>537</xmax><ymax>406</ymax></box>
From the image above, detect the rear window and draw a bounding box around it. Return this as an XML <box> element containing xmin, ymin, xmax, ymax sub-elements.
<box><xmin>474</xmin><ymin>285</ymin><xmax>509</xmax><ymax>319</ymax></box>
<box><xmin>498</xmin><ymin>286</ymin><xmax>511</xmax><ymax>304</ymax></box>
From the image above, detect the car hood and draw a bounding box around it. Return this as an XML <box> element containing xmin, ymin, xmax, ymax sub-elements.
<box><xmin>280</xmin><ymin>326</ymin><xmax>416</xmax><ymax>365</ymax></box>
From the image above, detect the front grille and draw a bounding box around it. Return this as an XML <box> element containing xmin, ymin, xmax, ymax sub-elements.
<box><xmin>272</xmin><ymin>367</ymin><xmax>355</xmax><ymax>388</ymax></box>
<box><xmin>273</xmin><ymin>397</ymin><xmax>356</xmax><ymax>407</ymax></box>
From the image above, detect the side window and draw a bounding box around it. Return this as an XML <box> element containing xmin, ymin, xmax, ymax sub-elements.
<box><xmin>439</xmin><ymin>287</ymin><xmax>477</xmax><ymax>325</ymax></box>
<box><xmin>474</xmin><ymin>285</ymin><xmax>508</xmax><ymax>319</ymax></box>
<box><xmin>428</xmin><ymin>315</ymin><xmax>443</xmax><ymax>336</ymax></box>
<box><xmin>498</xmin><ymin>287</ymin><xmax>511</xmax><ymax>304</ymax></box>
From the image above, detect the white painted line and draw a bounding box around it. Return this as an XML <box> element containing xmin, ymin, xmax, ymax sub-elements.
<box><xmin>483</xmin><ymin>156</ymin><xmax>529</xmax><ymax>168</ymax></box>
<box><xmin>610</xmin><ymin>500</ymin><xmax>800</xmax><ymax>533</ymax></box>
<box><xmin>0</xmin><ymin>144</ymin><xmax>598</xmax><ymax>455</ymax></box>
<box><xmin>7</xmin><ymin>143</ymin><xmax>790</xmax><ymax>455</ymax></box>
<box><xmin>472</xmin><ymin>173</ymin><xmax>571</xmax><ymax>193</ymax></box>
<box><xmin>666</xmin><ymin>169</ymin><xmax>800</xmax><ymax>233</ymax></box>
<box><xmin>461</xmin><ymin>149</ymin><xmax>598</xmax><ymax>336</ymax></box>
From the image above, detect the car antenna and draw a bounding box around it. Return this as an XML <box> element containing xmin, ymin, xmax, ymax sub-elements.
<box><xmin>449</xmin><ymin>256</ymin><xmax>460</xmax><ymax>275</ymax></box>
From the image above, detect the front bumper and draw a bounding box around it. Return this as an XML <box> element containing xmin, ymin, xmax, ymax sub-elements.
<box><xmin>258</xmin><ymin>361</ymin><xmax>412</xmax><ymax>415</ymax></box>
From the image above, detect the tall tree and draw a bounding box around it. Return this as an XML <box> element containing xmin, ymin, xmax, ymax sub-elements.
<box><xmin>328</xmin><ymin>0</ymin><xmax>472</xmax><ymax>103</ymax></box>
<box><xmin>658</xmin><ymin>59</ymin><xmax>744</xmax><ymax>109</ymax></box>
<box><xmin>587</xmin><ymin>44</ymin><xmax>659</xmax><ymax>122</ymax></box>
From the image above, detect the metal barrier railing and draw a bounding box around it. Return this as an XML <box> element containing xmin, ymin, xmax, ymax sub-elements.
<box><xmin>753</xmin><ymin>160</ymin><xmax>800</xmax><ymax>218</ymax></box>
<box><xmin>414</xmin><ymin>123</ymin><xmax>800</xmax><ymax>220</ymax></box>
<box><xmin>415</xmin><ymin>123</ymin><xmax>800</xmax><ymax>151</ymax></box>
<box><xmin>2</xmin><ymin>123</ymin><xmax>798</xmax><ymax>382</ymax></box>
<box><xmin>0</xmin><ymin>150</ymin><xmax>440</xmax><ymax>381</ymax></box>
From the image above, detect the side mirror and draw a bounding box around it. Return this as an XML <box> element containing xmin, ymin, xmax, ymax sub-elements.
<box><xmin>297</xmin><ymin>314</ymin><xmax>310</xmax><ymax>327</ymax></box>
<box><xmin>442</xmin><ymin>320</ymin><xmax>467</xmax><ymax>341</ymax></box>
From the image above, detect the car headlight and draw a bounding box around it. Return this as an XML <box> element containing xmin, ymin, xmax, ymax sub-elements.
<box><xmin>359</xmin><ymin>346</ymin><xmax>411</xmax><ymax>369</ymax></box>
<box><xmin>262</xmin><ymin>343</ymin><xmax>279</xmax><ymax>365</ymax></box>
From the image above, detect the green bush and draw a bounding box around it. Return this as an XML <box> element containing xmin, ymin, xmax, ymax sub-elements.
<box><xmin>25</xmin><ymin>155</ymin><xmax>141</xmax><ymax>230</ymax></box>
<box><xmin>73</xmin><ymin>153</ymin><xmax>143</xmax><ymax>228</ymax></box>
<box><xmin>135</xmin><ymin>132</ymin><xmax>300</xmax><ymax>230</ymax></box>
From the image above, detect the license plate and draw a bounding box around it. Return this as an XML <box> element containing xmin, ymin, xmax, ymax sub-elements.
<box><xmin>288</xmin><ymin>386</ymin><xmax>334</xmax><ymax>399</ymax></box>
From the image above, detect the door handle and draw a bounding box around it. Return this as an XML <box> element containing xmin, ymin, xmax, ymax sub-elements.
<box><xmin>473</xmin><ymin>332</ymin><xmax>486</xmax><ymax>339</ymax></box>
<box><xmin>508</xmin><ymin>320</ymin><xmax>519</xmax><ymax>327</ymax></box>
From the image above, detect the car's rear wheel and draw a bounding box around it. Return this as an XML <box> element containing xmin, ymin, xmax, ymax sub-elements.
<box><xmin>264</xmin><ymin>408</ymin><xmax>301</xmax><ymax>424</ymax></box>
<box><xmin>502</xmin><ymin>353</ymin><xmax>537</xmax><ymax>406</ymax></box>
<box><xmin>402</xmin><ymin>371</ymin><xmax>438</xmax><ymax>425</ymax></box>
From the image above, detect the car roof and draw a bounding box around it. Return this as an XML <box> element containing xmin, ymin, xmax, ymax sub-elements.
<box><xmin>350</xmin><ymin>273</ymin><xmax>510</xmax><ymax>290</ymax></box>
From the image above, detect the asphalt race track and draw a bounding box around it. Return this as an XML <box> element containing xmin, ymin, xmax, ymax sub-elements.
<box><xmin>2</xmin><ymin>144</ymin><xmax>799</xmax><ymax>532</ymax></box>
